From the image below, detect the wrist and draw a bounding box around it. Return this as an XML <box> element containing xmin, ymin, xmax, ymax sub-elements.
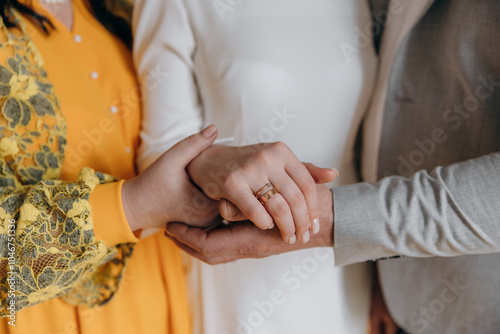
<box><xmin>122</xmin><ymin>179</ymin><xmax>140</xmax><ymax>231</ymax></box>
<box><xmin>187</xmin><ymin>145</ymin><xmax>224</xmax><ymax>196</ymax></box>
<box><xmin>314</xmin><ymin>185</ymin><xmax>334</xmax><ymax>247</ymax></box>
<box><xmin>122</xmin><ymin>177</ymin><xmax>157</xmax><ymax>231</ymax></box>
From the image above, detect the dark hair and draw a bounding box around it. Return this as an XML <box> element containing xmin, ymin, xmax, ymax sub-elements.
<box><xmin>0</xmin><ymin>0</ymin><xmax>132</xmax><ymax>48</ymax></box>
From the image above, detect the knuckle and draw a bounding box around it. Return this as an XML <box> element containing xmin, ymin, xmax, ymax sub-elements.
<box><xmin>273</xmin><ymin>201</ymin><xmax>290</xmax><ymax>218</ymax></box>
<box><xmin>244</xmin><ymin>204</ymin><xmax>258</xmax><ymax>218</ymax></box>
<box><xmin>222</xmin><ymin>172</ymin><xmax>240</xmax><ymax>192</ymax></box>
<box><xmin>252</xmin><ymin>149</ymin><xmax>271</xmax><ymax>166</ymax></box>
<box><xmin>244</xmin><ymin>205</ymin><xmax>264</xmax><ymax>222</ymax></box>
<box><xmin>289</xmin><ymin>191</ymin><xmax>305</xmax><ymax>207</ymax></box>
<box><xmin>271</xmin><ymin>141</ymin><xmax>289</xmax><ymax>154</ymax></box>
<box><xmin>243</xmin><ymin>242</ymin><xmax>263</xmax><ymax>256</ymax></box>
<box><xmin>303</xmin><ymin>179</ymin><xmax>316</xmax><ymax>195</ymax></box>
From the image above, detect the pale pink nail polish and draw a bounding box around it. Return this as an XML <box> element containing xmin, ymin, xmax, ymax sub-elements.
<box><xmin>301</xmin><ymin>231</ymin><xmax>310</xmax><ymax>243</ymax></box>
<box><xmin>312</xmin><ymin>218</ymin><xmax>320</xmax><ymax>234</ymax></box>
<box><xmin>332</xmin><ymin>168</ymin><xmax>339</xmax><ymax>179</ymax></box>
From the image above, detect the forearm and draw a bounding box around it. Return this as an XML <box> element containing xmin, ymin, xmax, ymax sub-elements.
<box><xmin>333</xmin><ymin>152</ymin><xmax>500</xmax><ymax>266</ymax></box>
<box><xmin>316</xmin><ymin>184</ymin><xmax>334</xmax><ymax>247</ymax></box>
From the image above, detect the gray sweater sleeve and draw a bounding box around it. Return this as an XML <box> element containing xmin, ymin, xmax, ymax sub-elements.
<box><xmin>333</xmin><ymin>152</ymin><xmax>500</xmax><ymax>266</ymax></box>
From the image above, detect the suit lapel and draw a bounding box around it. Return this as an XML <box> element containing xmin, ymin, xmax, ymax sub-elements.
<box><xmin>361</xmin><ymin>0</ymin><xmax>435</xmax><ymax>182</ymax></box>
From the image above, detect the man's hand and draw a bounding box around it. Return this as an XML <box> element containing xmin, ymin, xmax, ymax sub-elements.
<box><xmin>187</xmin><ymin>142</ymin><xmax>337</xmax><ymax>244</ymax></box>
<box><xmin>164</xmin><ymin>184</ymin><xmax>334</xmax><ymax>264</ymax></box>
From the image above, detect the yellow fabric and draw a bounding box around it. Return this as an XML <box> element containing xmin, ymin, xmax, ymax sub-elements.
<box><xmin>0</xmin><ymin>1</ymin><xmax>191</xmax><ymax>333</ymax></box>
<box><xmin>0</xmin><ymin>6</ymin><xmax>134</xmax><ymax>317</ymax></box>
<box><xmin>89</xmin><ymin>181</ymin><xmax>139</xmax><ymax>247</ymax></box>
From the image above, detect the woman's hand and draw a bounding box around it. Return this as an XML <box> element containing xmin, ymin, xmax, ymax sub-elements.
<box><xmin>122</xmin><ymin>126</ymin><xmax>220</xmax><ymax>231</ymax></box>
<box><xmin>187</xmin><ymin>142</ymin><xmax>337</xmax><ymax>244</ymax></box>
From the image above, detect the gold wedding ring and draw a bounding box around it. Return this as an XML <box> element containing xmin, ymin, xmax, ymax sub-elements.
<box><xmin>255</xmin><ymin>182</ymin><xmax>279</xmax><ymax>204</ymax></box>
<box><xmin>256</xmin><ymin>183</ymin><xmax>273</xmax><ymax>198</ymax></box>
<box><xmin>259</xmin><ymin>188</ymin><xmax>278</xmax><ymax>204</ymax></box>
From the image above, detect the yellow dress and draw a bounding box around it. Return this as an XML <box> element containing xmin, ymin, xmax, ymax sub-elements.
<box><xmin>0</xmin><ymin>1</ymin><xmax>191</xmax><ymax>333</ymax></box>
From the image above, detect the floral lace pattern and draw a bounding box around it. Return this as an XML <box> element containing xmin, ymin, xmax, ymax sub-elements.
<box><xmin>0</xmin><ymin>6</ymin><xmax>135</xmax><ymax>317</ymax></box>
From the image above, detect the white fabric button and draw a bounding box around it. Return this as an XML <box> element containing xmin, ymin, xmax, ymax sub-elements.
<box><xmin>110</xmin><ymin>106</ymin><xmax>118</xmax><ymax>114</ymax></box>
<box><xmin>125</xmin><ymin>147</ymin><xmax>131</xmax><ymax>154</ymax></box>
<box><xmin>74</xmin><ymin>35</ymin><xmax>82</xmax><ymax>43</ymax></box>
<box><xmin>90</xmin><ymin>71</ymin><xmax>98</xmax><ymax>79</ymax></box>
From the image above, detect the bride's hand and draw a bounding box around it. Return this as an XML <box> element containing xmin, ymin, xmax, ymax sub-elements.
<box><xmin>187</xmin><ymin>142</ymin><xmax>337</xmax><ymax>244</ymax></box>
<box><xmin>121</xmin><ymin>126</ymin><xmax>220</xmax><ymax>231</ymax></box>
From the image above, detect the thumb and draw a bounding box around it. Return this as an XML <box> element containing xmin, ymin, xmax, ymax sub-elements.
<box><xmin>219</xmin><ymin>199</ymin><xmax>247</xmax><ymax>221</ymax></box>
<box><xmin>303</xmin><ymin>162</ymin><xmax>338</xmax><ymax>184</ymax></box>
<box><xmin>166</xmin><ymin>125</ymin><xmax>218</xmax><ymax>166</ymax></box>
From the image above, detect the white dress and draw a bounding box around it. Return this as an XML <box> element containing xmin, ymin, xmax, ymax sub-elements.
<box><xmin>133</xmin><ymin>1</ymin><xmax>377</xmax><ymax>333</ymax></box>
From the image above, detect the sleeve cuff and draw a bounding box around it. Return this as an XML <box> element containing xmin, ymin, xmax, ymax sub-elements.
<box><xmin>89</xmin><ymin>180</ymin><xmax>139</xmax><ymax>247</ymax></box>
<box><xmin>333</xmin><ymin>183</ymin><xmax>399</xmax><ymax>266</ymax></box>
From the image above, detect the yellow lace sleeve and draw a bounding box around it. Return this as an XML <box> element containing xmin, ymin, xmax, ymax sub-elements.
<box><xmin>0</xmin><ymin>12</ymin><xmax>135</xmax><ymax>316</ymax></box>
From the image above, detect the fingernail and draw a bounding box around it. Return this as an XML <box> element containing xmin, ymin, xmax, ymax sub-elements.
<box><xmin>288</xmin><ymin>234</ymin><xmax>297</xmax><ymax>245</ymax></box>
<box><xmin>332</xmin><ymin>169</ymin><xmax>339</xmax><ymax>179</ymax></box>
<box><xmin>268</xmin><ymin>223</ymin><xmax>275</xmax><ymax>230</ymax></box>
<box><xmin>201</xmin><ymin>124</ymin><xmax>217</xmax><ymax>138</ymax></box>
<box><xmin>312</xmin><ymin>218</ymin><xmax>320</xmax><ymax>234</ymax></box>
<box><xmin>301</xmin><ymin>231</ymin><xmax>310</xmax><ymax>243</ymax></box>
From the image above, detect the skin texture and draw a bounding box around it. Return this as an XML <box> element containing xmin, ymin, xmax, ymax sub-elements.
<box><xmin>217</xmin><ymin>163</ymin><xmax>337</xmax><ymax>221</ymax></box>
<box><xmin>164</xmin><ymin>184</ymin><xmax>334</xmax><ymax>265</ymax></box>
<box><xmin>187</xmin><ymin>142</ymin><xmax>330</xmax><ymax>244</ymax></box>
<box><xmin>122</xmin><ymin>126</ymin><xmax>221</xmax><ymax>231</ymax></box>
<box><xmin>122</xmin><ymin>126</ymin><xmax>336</xmax><ymax>236</ymax></box>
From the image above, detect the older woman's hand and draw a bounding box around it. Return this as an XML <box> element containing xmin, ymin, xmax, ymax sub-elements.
<box><xmin>187</xmin><ymin>143</ymin><xmax>337</xmax><ymax>244</ymax></box>
<box><xmin>121</xmin><ymin>126</ymin><xmax>221</xmax><ymax>232</ymax></box>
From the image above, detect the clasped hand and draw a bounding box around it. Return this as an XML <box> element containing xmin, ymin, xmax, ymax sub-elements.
<box><xmin>122</xmin><ymin>125</ymin><xmax>336</xmax><ymax>263</ymax></box>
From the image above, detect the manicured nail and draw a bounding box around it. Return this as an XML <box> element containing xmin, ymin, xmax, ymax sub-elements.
<box><xmin>288</xmin><ymin>234</ymin><xmax>297</xmax><ymax>245</ymax></box>
<box><xmin>332</xmin><ymin>169</ymin><xmax>339</xmax><ymax>179</ymax></box>
<box><xmin>301</xmin><ymin>231</ymin><xmax>310</xmax><ymax>243</ymax></box>
<box><xmin>201</xmin><ymin>124</ymin><xmax>217</xmax><ymax>138</ymax></box>
<box><xmin>312</xmin><ymin>218</ymin><xmax>320</xmax><ymax>234</ymax></box>
<box><xmin>268</xmin><ymin>223</ymin><xmax>275</xmax><ymax>230</ymax></box>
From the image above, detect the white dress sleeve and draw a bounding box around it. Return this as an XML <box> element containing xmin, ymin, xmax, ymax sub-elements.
<box><xmin>132</xmin><ymin>0</ymin><xmax>203</xmax><ymax>172</ymax></box>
